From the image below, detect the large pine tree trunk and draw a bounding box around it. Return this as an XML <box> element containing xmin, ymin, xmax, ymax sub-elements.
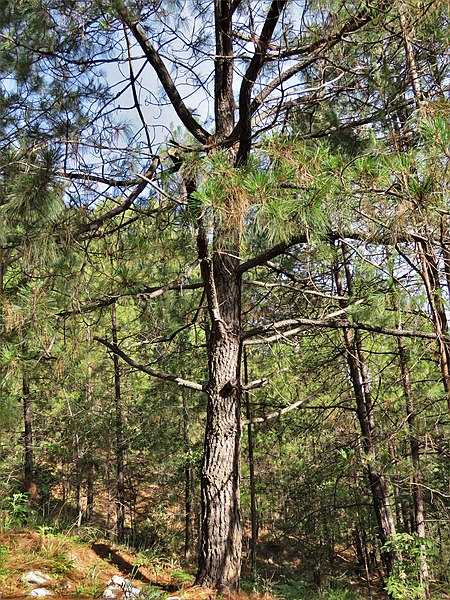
<box><xmin>196</xmin><ymin>244</ymin><xmax>243</xmax><ymax>592</ymax></box>
<box><xmin>195</xmin><ymin>1</ymin><xmax>242</xmax><ymax>583</ymax></box>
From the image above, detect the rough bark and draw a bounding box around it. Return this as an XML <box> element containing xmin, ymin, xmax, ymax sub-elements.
<box><xmin>397</xmin><ymin>0</ymin><xmax>423</xmax><ymax>104</ymax></box>
<box><xmin>196</xmin><ymin>233</ymin><xmax>243</xmax><ymax>591</ymax></box>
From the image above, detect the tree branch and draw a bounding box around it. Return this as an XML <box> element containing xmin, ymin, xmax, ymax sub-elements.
<box><xmin>245</xmin><ymin>7</ymin><xmax>375</xmax><ymax>123</ymax></box>
<box><xmin>244</xmin><ymin>316</ymin><xmax>439</xmax><ymax>343</ymax></box>
<box><xmin>236</xmin><ymin>0</ymin><xmax>288</xmax><ymax>162</ymax></box>
<box><xmin>121</xmin><ymin>15</ymin><xmax>210</xmax><ymax>144</ymax></box>
<box><xmin>237</xmin><ymin>235</ymin><xmax>308</xmax><ymax>273</ymax></box>
<box><xmin>77</xmin><ymin>158</ymin><xmax>160</xmax><ymax>236</ymax></box>
<box><xmin>94</xmin><ymin>337</ymin><xmax>205</xmax><ymax>392</ymax></box>
<box><xmin>58</xmin><ymin>264</ymin><xmax>203</xmax><ymax>317</ymax></box>
<box><xmin>242</xmin><ymin>367</ymin><xmax>288</xmax><ymax>391</ymax></box>
<box><xmin>242</xmin><ymin>395</ymin><xmax>310</xmax><ymax>425</ymax></box>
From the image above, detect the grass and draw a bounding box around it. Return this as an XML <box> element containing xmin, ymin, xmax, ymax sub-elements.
<box><xmin>241</xmin><ymin>575</ymin><xmax>365</xmax><ymax>600</ymax></box>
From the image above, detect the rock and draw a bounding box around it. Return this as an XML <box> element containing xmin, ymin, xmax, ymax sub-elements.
<box><xmin>22</xmin><ymin>571</ymin><xmax>52</xmax><ymax>586</ymax></box>
<box><xmin>29</xmin><ymin>590</ymin><xmax>54</xmax><ymax>597</ymax></box>
<box><xmin>108</xmin><ymin>575</ymin><xmax>127</xmax><ymax>587</ymax></box>
<box><xmin>104</xmin><ymin>575</ymin><xmax>140</xmax><ymax>599</ymax></box>
<box><xmin>103</xmin><ymin>587</ymin><xmax>123</xmax><ymax>599</ymax></box>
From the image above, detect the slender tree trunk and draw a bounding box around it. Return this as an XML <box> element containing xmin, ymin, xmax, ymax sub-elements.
<box><xmin>388</xmin><ymin>441</ymin><xmax>405</xmax><ymax>531</ymax></box>
<box><xmin>76</xmin><ymin>453</ymin><xmax>83</xmax><ymax>528</ymax></box>
<box><xmin>244</xmin><ymin>348</ymin><xmax>258</xmax><ymax>575</ymax></box>
<box><xmin>85</xmin><ymin>321</ymin><xmax>95</xmax><ymax>522</ymax></box>
<box><xmin>439</xmin><ymin>220</ymin><xmax>450</xmax><ymax>299</ymax></box>
<box><xmin>66</xmin><ymin>398</ymin><xmax>83</xmax><ymax>526</ymax></box>
<box><xmin>86</xmin><ymin>461</ymin><xmax>94</xmax><ymax>521</ymax></box>
<box><xmin>182</xmin><ymin>389</ymin><xmax>193</xmax><ymax>563</ymax></box>
<box><xmin>394</xmin><ymin>296</ymin><xmax>430</xmax><ymax>597</ymax></box>
<box><xmin>112</xmin><ymin>302</ymin><xmax>125</xmax><ymax>543</ymax></box>
<box><xmin>397</xmin><ymin>0</ymin><xmax>423</xmax><ymax>104</ymax></box>
<box><xmin>417</xmin><ymin>239</ymin><xmax>450</xmax><ymax>410</ymax></box>
<box><xmin>0</xmin><ymin>250</ymin><xmax>4</xmax><ymax>464</ymax></box>
<box><xmin>22</xmin><ymin>363</ymin><xmax>34</xmax><ymax>497</ymax></box>
<box><xmin>355</xmin><ymin>522</ymin><xmax>373</xmax><ymax>597</ymax></box>
<box><xmin>0</xmin><ymin>248</ymin><xmax>4</xmax><ymax>358</ymax></box>
<box><xmin>334</xmin><ymin>245</ymin><xmax>397</xmax><ymax>577</ymax></box>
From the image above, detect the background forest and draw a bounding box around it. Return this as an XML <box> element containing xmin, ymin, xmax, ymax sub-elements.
<box><xmin>0</xmin><ymin>0</ymin><xmax>449</xmax><ymax>598</ymax></box>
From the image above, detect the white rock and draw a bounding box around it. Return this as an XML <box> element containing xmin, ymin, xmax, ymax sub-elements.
<box><xmin>22</xmin><ymin>571</ymin><xmax>52</xmax><ymax>585</ymax></box>
<box><xmin>29</xmin><ymin>590</ymin><xmax>54</xmax><ymax>597</ymax></box>
<box><xmin>103</xmin><ymin>586</ymin><xmax>123</xmax><ymax>599</ymax></box>
<box><xmin>105</xmin><ymin>575</ymin><xmax>140</xmax><ymax>598</ymax></box>
<box><xmin>108</xmin><ymin>575</ymin><xmax>126</xmax><ymax>587</ymax></box>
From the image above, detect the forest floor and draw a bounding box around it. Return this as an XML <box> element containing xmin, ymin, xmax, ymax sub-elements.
<box><xmin>1</xmin><ymin>527</ymin><xmax>449</xmax><ymax>599</ymax></box>
<box><xmin>0</xmin><ymin>528</ymin><xmax>392</xmax><ymax>600</ymax></box>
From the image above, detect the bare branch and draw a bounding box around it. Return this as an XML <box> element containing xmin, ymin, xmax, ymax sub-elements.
<box><xmin>242</xmin><ymin>367</ymin><xmax>288</xmax><ymax>391</ymax></box>
<box><xmin>246</xmin><ymin>8</ymin><xmax>375</xmax><ymax>122</ymax></box>
<box><xmin>242</xmin><ymin>395</ymin><xmax>310</xmax><ymax>426</ymax></box>
<box><xmin>94</xmin><ymin>337</ymin><xmax>205</xmax><ymax>392</ymax></box>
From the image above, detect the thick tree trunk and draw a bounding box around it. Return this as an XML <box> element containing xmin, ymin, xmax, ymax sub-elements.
<box><xmin>112</xmin><ymin>303</ymin><xmax>125</xmax><ymax>544</ymax></box>
<box><xmin>195</xmin><ymin>0</ymin><xmax>243</xmax><ymax>576</ymax></box>
<box><xmin>196</xmin><ymin>241</ymin><xmax>242</xmax><ymax>592</ymax></box>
